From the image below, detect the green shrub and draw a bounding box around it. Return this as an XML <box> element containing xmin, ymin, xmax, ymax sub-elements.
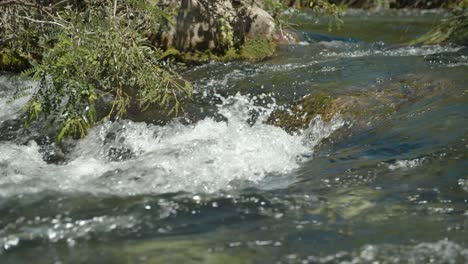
<box><xmin>24</xmin><ymin>18</ymin><xmax>191</xmax><ymax>142</ymax></box>
<box><xmin>0</xmin><ymin>1</ymin><xmax>191</xmax><ymax>141</ymax></box>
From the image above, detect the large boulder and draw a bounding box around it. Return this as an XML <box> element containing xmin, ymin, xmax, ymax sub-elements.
<box><xmin>245</xmin><ymin>5</ymin><xmax>275</xmax><ymax>39</ymax></box>
<box><xmin>156</xmin><ymin>0</ymin><xmax>276</xmax><ymax>53</ymax></box>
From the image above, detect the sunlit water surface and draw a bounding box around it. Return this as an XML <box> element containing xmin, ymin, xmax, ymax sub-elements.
<box><xmin>0</xmin><ymin>9</ymin><xmax>467</xmax><ymax>264</ymax></box>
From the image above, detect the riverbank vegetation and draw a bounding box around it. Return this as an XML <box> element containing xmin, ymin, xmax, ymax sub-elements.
<box><xmin>0</xmin><ymin>0</ymin><xmax>467</xmax><ymax>141</ymax></box>
<box><xmin>0</xmin><ymin>0</ymin><xmax>342</xmax><ymax>141</ymax></box>
<box><xmin>1</xmin><ymin>0</ymin><xmax>191</xmax><ymax>140</ymax></box>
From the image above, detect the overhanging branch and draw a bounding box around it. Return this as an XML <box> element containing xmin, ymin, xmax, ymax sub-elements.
<box><xmin>18</xmin><ymin>15</ymin><xmax>66</xmax><ymax>28</ymax></box>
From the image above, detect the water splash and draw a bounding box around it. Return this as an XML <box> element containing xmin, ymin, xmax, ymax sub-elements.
<box><xmin>321</xmin><ymin>43</ymin><xmax>462</xmax><ymax>58</ymax></box>
<box><xmin>0</xmin><ymin>93</ymin><xmax>344</xmax><ymax>196</ymax></box>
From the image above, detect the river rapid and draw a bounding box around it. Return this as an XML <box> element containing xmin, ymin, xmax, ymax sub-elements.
<box><xmin>0</xmin><ymin>9</ymin><xmax>467</xmax><ymax>264</ymax></box>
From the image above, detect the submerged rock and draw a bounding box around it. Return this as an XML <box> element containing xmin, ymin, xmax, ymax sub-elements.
<box><xmin>268</xmin><ymin>92</ymin><xmax>338</xmax><ymax>133</ymax></box>
<box><xmin>267</xmin><ymin>75</ymin><xmax>456</xmax><ymax>133</ymax></box>
<box><xmin>308</xmin><ymin>187</ymin><xmax>378</xmax><ymax>220</ymax></box>
<box><xmin>122</xmin><ymin>238</ymin><xmax>257</xmax><ymax>263</ymax></box>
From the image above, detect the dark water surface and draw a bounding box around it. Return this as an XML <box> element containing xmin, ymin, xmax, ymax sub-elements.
<box><xmin>0</xmin><ymin>9</ymin><xmax>467</xmax><ymax>263</ymax></box>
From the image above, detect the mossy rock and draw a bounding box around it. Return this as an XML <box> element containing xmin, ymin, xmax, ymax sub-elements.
<box><xmin>162</xmin><ymin>37</ymin><xmax>276</xmax><ymax>64</ymax></box>
<box><xmin>317</xmin><ymin>187</ymin><xmax>377</xmax><ymax>220</ymax></box>
<box><xmin>237</xmin><ymin>36</ymin><xmax>276</xmax><ymax>62</ymax></box>
<box><xmin>267</xmin><ymin>92</ymin><xmax>338</xmax><ymax>133</ymax></box>
<box><xmin>0</xmin><ymin>50</ymin><xmax>30</xmax><ymax>72</ymax></box>
<box><xmin>122</xmin><ymin>238</ymin><xmax>256</xmax><ymax>264</ymax></box>
<box><xmin>267</xmin><ymin>74</ymin><xmax>456</xmax><ymax>133</ymax></box>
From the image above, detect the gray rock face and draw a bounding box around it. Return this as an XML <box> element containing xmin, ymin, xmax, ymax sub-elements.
<box><xmin>156</xmin><ymin>0</ymin><xmax>276</xmax><ymax>53</ymax></box>
<box><xmin>245</xmin><ymin>5</ymin><xmax>275</xmax><ymax>39</ymax></box>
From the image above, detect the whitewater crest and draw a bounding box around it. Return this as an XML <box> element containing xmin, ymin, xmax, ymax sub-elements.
<box><xmin>320</xmin><ymin>43</ymin><xmax>462</xmax><ymax>58</ymax></box>
<box><xmin>0</xmin><ymin>93</ymin><xmax>344</xmax><ymax>196</ymax></box>
<box><xmin>304</xmin><ymin>240</ymin><xmax>468</xmax><ymax>264</ymax></box>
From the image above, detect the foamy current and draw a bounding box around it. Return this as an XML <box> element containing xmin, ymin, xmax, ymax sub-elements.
<box><xmin>0</xmin><ymin>92</ymin><xmax>344</xmax><ymax>196</ymax></box>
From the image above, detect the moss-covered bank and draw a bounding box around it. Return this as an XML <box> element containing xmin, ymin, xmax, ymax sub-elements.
<box><xmin>162</xmin><ymin>36</ymin><xmax>277</xmax><ymax>64</ymax></box>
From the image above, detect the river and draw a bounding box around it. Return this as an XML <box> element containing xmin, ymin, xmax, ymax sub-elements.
<box><xmin>0</xmin><ymin>9</ymin><xmax>467</xmax><ymax>264</ymax></box>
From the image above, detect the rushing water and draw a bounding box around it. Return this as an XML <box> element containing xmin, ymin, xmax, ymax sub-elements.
<box><xmin>1</xmin><ymin>9</ymin><xmax>467</xmax><ymax>264</ymax></box>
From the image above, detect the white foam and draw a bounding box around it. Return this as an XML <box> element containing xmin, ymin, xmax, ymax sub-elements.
<box><xmin>322</xmin><ymin>44</ymin><xmax>462</xmax><ymax>58</ymax></box>
<box><xmin>0</xmin><ymin>93</ymin><xmax>344</xmax><ymax>196</ymax></box>
<box><xmin>388</xmin><ymin>158</ymin><xmax>425</xmax><ymax>170</ymax></box>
